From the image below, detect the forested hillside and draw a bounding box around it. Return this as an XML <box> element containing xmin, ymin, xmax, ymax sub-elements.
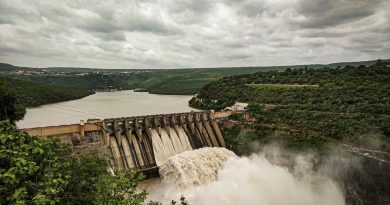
<box><xmin>0</xmin><ymin>77</ymin><xmax>93</xmax><ymax>108</ymax></box>
<box><xmin>191</xmin><ymin>60</ymin><xmax>390</xmax><ymax>144</ymax></box>
<box><xmin>14</xmin><ymin>74</ymin><xmax>127</xmax><ymax>91</ymax></box>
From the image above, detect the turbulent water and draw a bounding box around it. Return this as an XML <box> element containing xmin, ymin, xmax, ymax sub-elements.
<box><xmin>159</xmin><ymin>147</ymin><xmax>237</xmax><ymax>187</ymax></box>
<box><xmin>145</xmin><ymin>147</ymin><xmax>345</xmax><ymax>205</ymax></box>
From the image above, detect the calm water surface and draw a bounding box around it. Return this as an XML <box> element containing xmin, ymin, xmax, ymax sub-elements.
<box><xmin>17</xmin><ymin>90</ymin><xmax>197</xmax><ymax>128</ymax></box>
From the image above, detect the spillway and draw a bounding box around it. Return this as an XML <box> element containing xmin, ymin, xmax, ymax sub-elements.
<box><xmin>103</xmin><ymin>111</ymin><xmax>226</xmax><ymax>172</ymax></box>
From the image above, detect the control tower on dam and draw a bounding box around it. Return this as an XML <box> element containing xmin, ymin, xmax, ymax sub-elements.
<box><xmin>22</xmin><ymin>111</ymin><xmax>231</xmax><ymax>177</ymax></box>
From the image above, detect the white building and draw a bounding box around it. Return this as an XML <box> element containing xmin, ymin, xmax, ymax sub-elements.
<box><xmin>225</xmin><ymin>102</ymin><xmax>248</xmax><ymax>112</ymax></box>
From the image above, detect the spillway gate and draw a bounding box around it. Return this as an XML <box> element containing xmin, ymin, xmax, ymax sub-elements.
<box><xmin>103</xmin><ymin>111</ymin><xmax>226</xmax><ymax>171</ymax></box>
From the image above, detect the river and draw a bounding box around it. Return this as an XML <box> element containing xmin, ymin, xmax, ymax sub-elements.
<box><xmin>17</xmin><ymin>90</ymin><xmax>196</xmax><ymax>128</ymax></box>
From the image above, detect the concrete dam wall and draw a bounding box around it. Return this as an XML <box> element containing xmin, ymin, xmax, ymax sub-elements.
<box><xmin>22</xmin><ymin>111</ymin><xmax>229</xmax><ymax>175</ymax></box>
<box><xmin>104</xmin><ymin>111</ymin><xmax>225</xmax><ymax>171</ymax></box>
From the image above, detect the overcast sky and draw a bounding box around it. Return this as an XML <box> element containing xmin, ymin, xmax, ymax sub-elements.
<box><xmin>0</xmin><ymin>0</ymin><xmax>389</xmax><ymax>69</ymax></box>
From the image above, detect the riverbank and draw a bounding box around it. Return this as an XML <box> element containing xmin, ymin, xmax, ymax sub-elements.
<box><xmin>0</xmin><ymin>76</ymin><xmax>94</xmax><ymax>108</ymax></box>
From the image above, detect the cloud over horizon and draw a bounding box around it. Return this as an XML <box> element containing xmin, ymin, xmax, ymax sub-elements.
<box><xmin>0</xmin><ymin>0</ymin><xmax>389</xmax><ymax>69</ymax></box>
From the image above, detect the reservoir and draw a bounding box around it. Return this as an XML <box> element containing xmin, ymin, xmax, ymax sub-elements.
<box><xmin>17</xmin><ymin>90</ymin><xmax>196</xmax><ymax>128</ymax></box>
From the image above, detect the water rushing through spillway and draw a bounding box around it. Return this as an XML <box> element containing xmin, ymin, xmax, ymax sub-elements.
<box><xmin>144</xmin><ymin>147</ymin><xmax>346</xmax><ymax>205</ymax></box>
<box><xmin>151</xmin><ymin>128</ymin><xmax>193</xmax><ymax>166</ymax></box>
<box><xmin>105</xmin><ymin>111</ymin><xmax>226</xmax><ymax>171</ymax></box>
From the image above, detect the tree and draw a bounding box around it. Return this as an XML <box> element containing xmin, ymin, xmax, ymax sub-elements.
<box><xmin>0</xmin><ymin>120</ymin><xmax>71</xmax><ymax>204</ymax></box>
<box><xmin>96</xmin><ymin>170</ymin><xmax>148</xmax><ymax>205</ymax></box>
<box><xmin>61</xmin><ymin>155</ymin><xmax>108</xmax><ymax>205</ymax></box>
<box><xmin>0</xmin><ymin>80</ymin><xmax>25</xmax><ymax>123</ymax></box>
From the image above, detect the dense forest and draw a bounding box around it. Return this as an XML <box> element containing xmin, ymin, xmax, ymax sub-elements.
<box><xmin>0</xmin><ymin>77</ymin><xmax>93</xmax><ymax>112</ymax></box>
<box><xmin>191</xmin><ymin>60</ymin><xmax>390</xmax><ymax>140</ymax></box>
<box><xmin>0</xmin><ymin>82</ymin><xmax>25</xmax><ymax>122</ymax></box>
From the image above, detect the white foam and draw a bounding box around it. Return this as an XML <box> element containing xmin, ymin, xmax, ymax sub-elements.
<box><xmin>159</xmin><ymin>147</ymin><xmax>237</xmax><ymax>188</ymax></box>
<box><xmin>147</xmin><ymin>147</ymin><xmax>345</xmax><ymax>205</ymax></box>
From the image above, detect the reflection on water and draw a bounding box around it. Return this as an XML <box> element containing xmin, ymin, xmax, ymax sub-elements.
<box><xmin>17</xmin><ymin>90</ymin><xmax>197</xmax><ymax>128</ymax></box>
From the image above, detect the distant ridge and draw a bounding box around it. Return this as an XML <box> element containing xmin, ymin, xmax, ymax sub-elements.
<box><xmin>1</xmin><ymin>59</ymin><xmax>389</xmax><ymax>72</ymax></box>
<box><xmin>0</xmin><ymin>63</ymin><xmax>15</xmax><ymax>71</ymax></box>
<box><xmin>320</xmin><ymin>59</ymin><xmax>390</xmax><ymax>68</ymax></box>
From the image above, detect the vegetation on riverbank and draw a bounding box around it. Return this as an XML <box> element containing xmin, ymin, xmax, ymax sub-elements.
<box><xmin>191</xmin><ymin>60</ymin><xmax>390</xmax><ymax>142</ymax></box>
<box><xmin>0</xmin><ymin>82</ymin><xmax>25</xmax><ymax>122</ymax></box>
<box><xmin>0</xmin><ymin>76</ymin><xmax>93</xmax><ymax>116</ymax></box>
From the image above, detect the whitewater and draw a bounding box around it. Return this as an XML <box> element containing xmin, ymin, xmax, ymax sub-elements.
<box><xmin>144</xmin><ymin>147</ymin><xmax>345</xmax><ymax>205</ymax></box>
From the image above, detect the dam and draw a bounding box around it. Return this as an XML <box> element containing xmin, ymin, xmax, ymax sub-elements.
<box><xmin>22</xmin><ymin>111</ymin><xmax>231</xmax><ymax>176</ymax></box>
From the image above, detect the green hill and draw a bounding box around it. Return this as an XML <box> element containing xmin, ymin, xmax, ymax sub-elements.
<box><xmin>190</xmin><ymin>60</ymin><xmax>390</xmax><ymax>141</ymax></box>
<box><xmin>0</xmin><ymin>76</ymin><xmax>93</xmax><ymax>108</ymax></box>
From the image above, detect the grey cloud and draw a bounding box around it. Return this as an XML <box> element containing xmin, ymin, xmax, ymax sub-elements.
<box><xmin>72</xmin><ymin>6</ymin><xmax>181</xmax><ymax>35</ymax></box>
<box><xmin>224</xmin><ymin>42</ymin><xmax>247</xmax><ymax>49</ymax></box>
<box><xmin>294</xmin><ymin>0</ymin><xmax>381</xmax><ymax>28</ymax></box>
<box><xmin>236</xmin><ymin>1</ymin><xmax>265</xmax><ymax>17</ymax></box>
<box><xmin>221</xmin><ymin>53</ymin><xmax>251</xmax><ymax>60</ymax></box>
<box><xmin>190</xmin><ymin>45</ymin><xmax>204</xmax><ymax>53</ymax></box>
<box><xmin>166</xmin><ymin>0</ymin><xmax>214</xmax><ymax>14</ymax></box>
<box><xmin>268</xmin><ymin>42</ymin><xmax>294</xmax><ymax>49</ymax></box>
<box><xmin>299</xmin><ymin>30</ymin><xmax>347</xmax><ymax>38</ymax></box>
<box><xmin>92</xmin><ymin>31</ymin><xmax>127</xmax><ymax>41</ymax></box>
<box><xmin>125</xmin><ymin>17</ymin><xmax>181</xmax><ymax>35</ymax></box>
